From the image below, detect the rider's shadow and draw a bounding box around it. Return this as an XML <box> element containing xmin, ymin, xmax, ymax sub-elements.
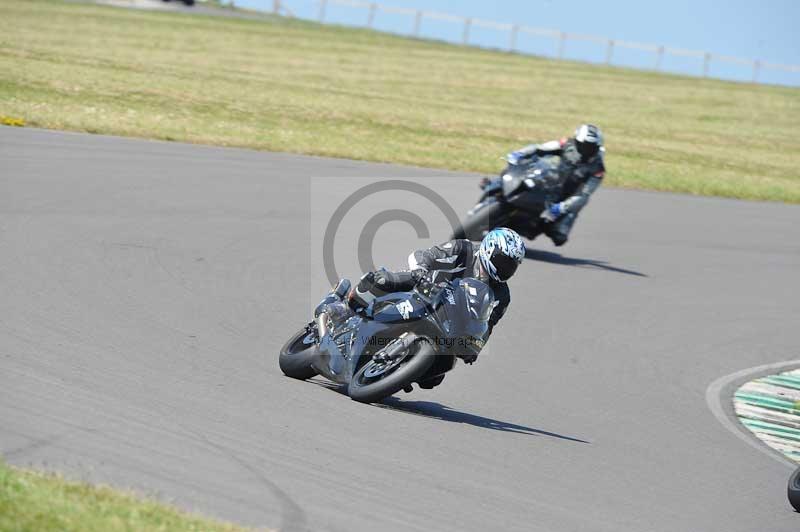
<box><xmin>377</xmin><ymin>397</ymin><xmax>590</xmax><ymax>444</ymax></box>
<box><xmin>309</xmin><ymin>380</ymin><xmax>588</xmax><ymax>442</ymax></box>
<box><xmin>525</xmin><ymin>248</ymin><xmax>647</xmax><ymax>278</ymax></box>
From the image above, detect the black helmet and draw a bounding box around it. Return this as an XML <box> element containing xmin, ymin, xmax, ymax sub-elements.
<box><xmin>574</xmin><ymin>124</ymin><xmax>603</xmax><ymax>161</ymax></box>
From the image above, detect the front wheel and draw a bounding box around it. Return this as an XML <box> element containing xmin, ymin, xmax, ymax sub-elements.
<box><xmin>348</xmin><ymin>339</ymin><xmax>435</xmax><ymax>403</ymax></box>
<box><xmin>452</xmin><ymin>199</ymin><xmax>509</xmax><ymax>241</ymax></box>
<box><xmin>789</xmin><ymin>466</ymin><xmax>800</xmax><ymax>512</ymax></box>
<box><xmin>279</xmin><ymin>325</ymin><xmax>319</xmax><ymax>380</ymax></box>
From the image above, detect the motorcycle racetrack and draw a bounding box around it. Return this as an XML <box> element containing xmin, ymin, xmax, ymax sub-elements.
<box><xmin>2</xmin><ymin>126</ymin><xmax>799</xmax><ymax>531</ymax></box>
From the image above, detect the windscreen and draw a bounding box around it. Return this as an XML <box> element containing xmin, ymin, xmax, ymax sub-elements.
<box><xmin>458</xmin><ymin>278</ymin><xmax>495</xmax><ymax>322</ymax></box>
<box><xmin>526</xmin><ymin>156</ymin><xmax>564</xmax><ymax>191</ymax></box>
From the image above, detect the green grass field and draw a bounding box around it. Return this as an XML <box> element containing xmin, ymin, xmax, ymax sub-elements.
<box><xmin>1</xmin><ymin>0</ymin><xmax>799</xmax><ymax>202</ymax></box>
<box><xmin>0</xmin><ymin>460</ymin><xmax>250</xmax><ymax>532</ymax></box>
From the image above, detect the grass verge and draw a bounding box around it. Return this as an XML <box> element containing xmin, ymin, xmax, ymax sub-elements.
<box><xmin>1</xmin><ymin>0</ymin><xmax>799</xmax><ymax>202</ymax></box>
<box><xmin>0</xmin><ymin>459</ymin><xmax>250</xmax><ymax>532</ymax></box>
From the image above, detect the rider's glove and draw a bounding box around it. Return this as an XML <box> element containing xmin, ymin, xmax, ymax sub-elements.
<box><xmin>373</xmin><ymin>269</ymin><xmax>420</xmax><ymax>292</ymax></box>
<box><xmin>541</xmin><ymin>202</ymin><xmax>566</xmax><ymax>222</ymax></box>
<box><xmin>356</xmin><ymin>271</ymin><xmax>375</xmax><ymax>292</ymax></box>
<box><xmin>479</xmin><ymin>177</ymin><xmax>491</xmax><ymax>189</ymax></box>
<box><xmin>373</xmin><ymin>269</ymin><xmax>399</xmax><ymax>289</ymax></box>
<box><xmin>348</xmin><ymin>272</ymin><xmax>376</xmax><ymax>310</ymax></box>
<box><xmin>506</xmin><ymin>150</ymin><xmax>524</xmax><ymax>166</ymax></box>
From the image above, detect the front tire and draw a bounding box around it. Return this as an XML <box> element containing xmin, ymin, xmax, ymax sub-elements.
<box><xmin>348</xmin><ymin>339</ymin><xmax>435</xmax><ymax>403</ymax></box>
<box><xmin>789</xmin><ymin>466</ymin><xmax>800</xmax><ymax>512</ymax></box>
<box><xmin>279</xmin><ymin>326</ymin><xmax>319</xmax><ymax>380</ymax></box>
<box><xmin>452</xmin><ymin>199</ymin><xmax>509</xmax><ymax>241</ymax></box>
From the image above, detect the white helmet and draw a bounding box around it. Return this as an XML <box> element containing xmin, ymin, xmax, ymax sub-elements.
<box><xmin>574</xmin><ymin>124</ymin><xmax>603</xmax><ymax>160</ymax></box>
<box><xmin>477</xmin><ymin>228</ymin><xmax>526</xmax><ymax>282</ymax></box>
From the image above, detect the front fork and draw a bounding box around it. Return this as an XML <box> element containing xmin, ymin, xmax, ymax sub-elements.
<box><xmin>312</xmin><ymin>278</ymin><xmax>354</xmax><ymax>380</ymax></box>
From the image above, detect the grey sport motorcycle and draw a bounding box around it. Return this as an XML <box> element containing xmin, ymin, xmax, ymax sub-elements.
<box><xmin>278</xmin><ymin>274</ymin><xmax>494</xmax><ymax>403</ymax></box>
<box><xmin>453</xmin><ymin>153</ymin><xmax>566</xmax><ymax>241</ymax></box>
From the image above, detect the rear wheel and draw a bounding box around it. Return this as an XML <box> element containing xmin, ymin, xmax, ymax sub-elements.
<box><xmin>278</xmin><ymin>325</ymin><xmax>319</xmax><ymax>380</ymax></box>
<box><xmin>789</xmin><ymin>466</ymin><xmax>800</xmax><ymax>512</ymax></box>
<box><xmin>452</xmin><ymin>200</ymin><xmax>509</xmax><ymax>241</ymax></box>
<box><xmin>348</xmin><ymin>338</ymin><xmax>435</xmax><ymax>403</ymax></box>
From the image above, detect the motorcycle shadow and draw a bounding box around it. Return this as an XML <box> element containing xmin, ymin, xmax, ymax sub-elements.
<box><xmin>524</xmin><ymin>248</ymin><xmax>647</xmax><ymax>278</ymax></box>
<box><xmin>378</xmin><ymin>398</ymin><xmax>589</xmax><ymax>443</ymax></box>
<box><xmin>307</xmin><ymin>381</ymin><xmax>588</xmax><ymax>443</ymax></box>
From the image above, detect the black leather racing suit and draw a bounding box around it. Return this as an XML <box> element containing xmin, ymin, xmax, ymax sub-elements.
<box><xmin>512</xmin><ymin>137</ymin><xmax>605</xmax><ymax>246</ymax></box>
<box><xmin>408</xmin><ymin>239</ymin><xmax>510</xmax><ymax>334</ymax></box>
<box><xmin>354</xmin><ymin>239</ymin><xmax>511</xmax><ymax>337</ymax></box>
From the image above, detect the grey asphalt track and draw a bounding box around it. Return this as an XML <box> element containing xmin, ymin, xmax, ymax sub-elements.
<box><xmin>2</xmin><ymin>127</ymin><xmax>799</xmax><ymax>532</ymax></box>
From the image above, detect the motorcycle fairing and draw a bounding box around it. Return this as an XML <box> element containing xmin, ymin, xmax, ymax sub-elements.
<box><xmin>434</xmin><ymin>278</ymin><xmax>492</xmax><ymax>359</ymax></box>
<box><xmin>311</xmin><ymin>312</ymin><xmax>442</xmax><ymax>385</ymax></box>
<box><xmin>309</xmin><ymin>278</ymin><xmax>491</xmax><ymax>388</ymax></box>
<box><xmin>370</xmin><ymin>291</ymin><xmax>435</xmax><ymax>324</ymax></box>
<box><xmin>502</xmin><ymin>157</ymin><xmax>564</xmax><ymax>211</ymax></box>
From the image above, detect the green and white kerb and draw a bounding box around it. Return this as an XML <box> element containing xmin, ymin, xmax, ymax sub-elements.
<box><xmin>734</xmin><ymin>368</ymin><xmax>800</xmax><ymax>463</ymax></box>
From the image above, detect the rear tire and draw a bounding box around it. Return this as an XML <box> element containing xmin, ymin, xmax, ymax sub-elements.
<box><xmin>279</xmin><ymin>326</ymin><xmax>319</xmax><ymax>380</ymax></box>
<box><xmin>452</xmin><ymin>200</ymin><xmax>509</xmax><ymax>241</ymax></box>
<box><xmin>348</xmin><ymin>339</ymin><xmax>435</xmax><ymax>403</ymax></box>
<box><xmin>789</xmin><ymin>466</ymin><xmax>800</xmax><ymax>512</ymax></box>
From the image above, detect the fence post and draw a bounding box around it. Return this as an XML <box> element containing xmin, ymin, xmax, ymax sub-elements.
<box><xmin>318</xmin><ymin>0</ymin><xmax>327</xmax><ymax>22</ymax></box>
<box><xmin>367</xmin><ymin>3</ymin><xmax>377</xmax><ymax>28</ymax></box>
<box><xmin>509</xmin><ymin>24</ymin><xmax>519</xmax><ymax>51</ymax></box>
<box><xmin>752</xmin><ymin>60</ymin><xmax>761</xmax><ymax>83</ymax></box>
<box><xmin>413</xmin><ymin>10</ymin><xmax>422</xmax><ymax>37</ymax></box>
<box><xmin>703</xmin><ymin>53</ymin><xmax>711</xmax><ymax>77</ymax></box>
<box><xmin>655</xmin><ymin>46</ymin><xmax>664</xmax><ymax>70</ymax></box>
<box><xmin>605</xmin><ymin>39</ymin><xmax>614</xmax><ymax>65</ymax></box>
<box><xmin>462</xmin><ymin>18</ymin><xmax>472</xmax><ymax>45</ymax></box>
<box><xmin>557</xmin><ymin>32</ymin><xmax>566</xmax><ymax>59</ymax></box>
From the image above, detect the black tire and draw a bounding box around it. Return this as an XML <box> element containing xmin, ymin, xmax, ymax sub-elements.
<box><xmin>279</xmin><ymin>326</ymin><xmax>319</xmax><ymax>380</ymax></box>
<box><xmin>348</xmin><ymin>339</ymin><xmax>435</xmax><ymax>403</ymax></box>
<box><xmin>789</xmin><ymin>466</ymin><xmax>800</xmax><ymax>512</ymax></box>
<box><xmin>452</xmin><ymin>199</ymin><xmax>509</xmax><ymax>241</ymax></box>
<box><xmin>182</xmin><ymin>0</ymin><xmax>195</xmax><ymax>5</ymax></box>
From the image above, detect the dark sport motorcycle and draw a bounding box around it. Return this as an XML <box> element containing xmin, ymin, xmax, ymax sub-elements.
<box><xmin>453</xmin><ymin>153</ymin><xmax>566</xmax><ymax>241</ymax></box>
<box><xmin>278</xmin><ymin>274</ymin><xmax>494</xmax><ymax>403</ymax></box>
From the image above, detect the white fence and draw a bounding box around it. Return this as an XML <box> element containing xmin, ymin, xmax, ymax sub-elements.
<box><xmin>264</xmin><ymin>0</ymin><xmax>800</xmax><ymax>85</ymax></box>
